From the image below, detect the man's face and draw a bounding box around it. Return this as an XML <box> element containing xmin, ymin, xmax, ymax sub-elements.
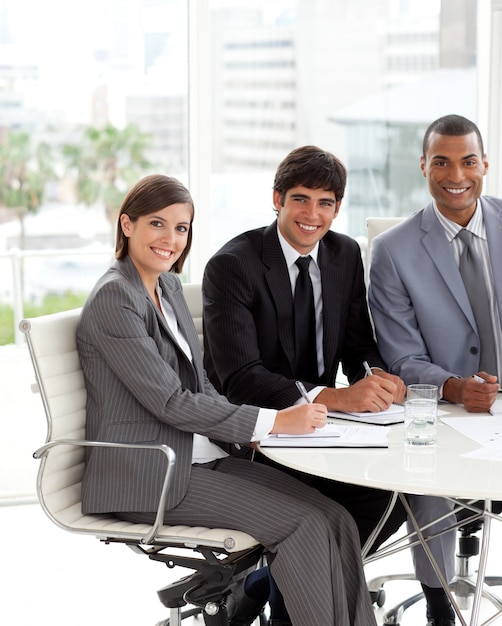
<box><xmin>274</xmin><ymin>185</ymin><xmax>341</xmax><ymax>254</ymax></box>
<box><xmin>420</xmin><ymin>131</ymin><xmax>488</xmax><ymax>225</ymax></box>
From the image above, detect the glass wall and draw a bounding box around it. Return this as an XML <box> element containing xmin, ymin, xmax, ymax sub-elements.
<box><xmin>0</xmin><ymin>0</ymin><xmax>489</xmax><ymax>295</ymax></box>
<box><xmin>206</xmin><ymin>0</ymin><xmax>479</xmax><ymax>247</ymax></box>
<box><xmin>0</xmin><ymin>0</ymin><xmax>189</xmax><ymax>301</ymax></box>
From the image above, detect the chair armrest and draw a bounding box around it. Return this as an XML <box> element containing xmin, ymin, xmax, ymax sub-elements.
<box><xmin>33</xmin><ymin>439</ymin><xmax>176</xmax><ymax>545</ymax></box>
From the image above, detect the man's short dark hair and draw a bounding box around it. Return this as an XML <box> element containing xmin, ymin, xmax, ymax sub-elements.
<box><xmin>422</xmin><ymin>114</ymin><xmax>484</xmax><ymax>156</ymax></box>
<box><xmin>273</xmin><ymin>145</ymin><xmax>347</xmax><ymax>204</ymax></box>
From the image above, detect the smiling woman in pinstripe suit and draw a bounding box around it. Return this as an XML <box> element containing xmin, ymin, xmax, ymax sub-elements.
<box><xmin>76</xmin><ymin>174</ymin><xmax>378</xmax><ymax>626</ymax></box>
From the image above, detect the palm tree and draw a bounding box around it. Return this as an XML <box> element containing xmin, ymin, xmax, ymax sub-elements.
<box><xmin>0</xmin><ymin>130</ymin><xmax>55</xmax><ymax>249</ymax></box>
<box><xmin>62</xmin><ymin>124</ymin><xmax>153</xmax><ymax>239</ymax></box>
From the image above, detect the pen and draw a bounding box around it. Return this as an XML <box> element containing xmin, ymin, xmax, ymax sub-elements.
<box><xmin>295</xmin><ymin>380</ymin><xmax>312</xmax><ymax>403</ymax></box>
<box><xmin>363</xmin><ymin>360</ymin><xmax>373</xmax><ymax>377</ymax></box>
<box><xmin>472</xmin><ymin>374</ymin><xmax>486</xmax><ymax>383</ymax></box>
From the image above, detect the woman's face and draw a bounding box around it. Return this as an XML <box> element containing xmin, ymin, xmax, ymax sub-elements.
<box><xmin>120</xmin><ymin>202</ymin><xmax>192</xmax><ymax>287</ymax></box>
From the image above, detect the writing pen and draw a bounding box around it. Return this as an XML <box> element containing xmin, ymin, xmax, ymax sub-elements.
<box><xmin>295</xmin><ymin>380</ymin><xmax>312</xmax><ymax>403</ymax></box>
<box><xmin>472</xmin><ymin>374</ymin><xmax>486</xmax><ymax>383</ymax></box>
<box><xmin>363</xmin><ymin>360</ymin><xmax>373</xmax><ymax>377</ymax></box>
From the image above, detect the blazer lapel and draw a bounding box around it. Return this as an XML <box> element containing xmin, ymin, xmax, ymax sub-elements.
<box><xmin>481</xmin><ymin>197</ymin><xmax>502</xmax><ymax>322</ymax></box>
<box><xmin>420</xmin><ymin>204</ymin><xmax>477</xmax><ymax>330</ymax></box>
<box><xmin>262</xmin><ymin>223</ymin><xmax>296</xmax><ymax>370</ymax></box>
<box><xmin>118</xmin><ymin>259</ymin><xmax>202</xmax><ymax>389</ymax></box>
<box><xmin>317</xmin><ymin>239</ymin><xmax>342</xmax><ymax>383</ymax></box>
<box><xmin>159</xmin><ymin>273</ymin><xmax>205</xmax><ymax>389</ymax></box>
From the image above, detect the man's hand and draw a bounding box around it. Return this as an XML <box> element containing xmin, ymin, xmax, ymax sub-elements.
<box><xmin>314</xmin><ymin>375</ymin><xmax>398</xmax><ymax>413</ymax></box>
<box><xmin>443</xmin><ymin>372</ymin><xmax>499</xmax><ymax>412</ymax></box>
<box><xmin>271</xmin><ymin>403</ymin><xmax>328</xmax><ymax>435</ymax></box>
<box><xmin>372</xmin><ymin>370</ymin><xmax>406</xmax><ymax>405</ymax></box>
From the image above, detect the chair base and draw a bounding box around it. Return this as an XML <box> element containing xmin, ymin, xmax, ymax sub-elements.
<box><xmin>152</xmin><ymin>544</ymin><xmax>265</xmax><ymax>625</ymax></box>
<box><xmin>370</xmin><ymin>573</ymin><xmax>502</xmax><ymax>625</ymax></box>
<box><xmin>369</xmin><ymin>505</ymin><xmax>502</xmax><ymax>625</ymax></box>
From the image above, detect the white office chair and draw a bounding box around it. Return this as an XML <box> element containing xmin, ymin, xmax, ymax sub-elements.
<box><xmin>20</xmin><ymin>306</ymin><xmax>265</xmax><ymax>626</ymax></box>
<box><xmin>183</xmin><ymin>282</ymin><xmax>203</xmax><ymax>353</ymax></box>
<box><xmin>365</xmin><ymin>216</ymin><xmax>405</xmax><ymax>284</ymax></box>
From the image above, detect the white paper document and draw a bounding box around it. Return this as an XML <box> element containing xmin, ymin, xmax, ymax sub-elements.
<box><xmin>328</xmin><ymin>403</ymin><xmax>404</xmax><ymax>425</ymax></box>
<box><xmin>463</xmin><ymin>447</ymin><xmax>502</xmax><ymax>461</ymax></box>
<box><xmin>441</xmin><ymin>415</ymin><xmax>502</xmax><ymax>460</ymax></box>
<box><xmin>260</xmin><ymin>423</ymin><xmax>389</xmax><ymax>448</ymax></box>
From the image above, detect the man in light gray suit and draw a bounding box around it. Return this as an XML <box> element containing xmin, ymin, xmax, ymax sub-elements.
<box><xmin>369</xmin><ymin>114</ymin><xmax>502</xmax><ymax>626</ymax></box>
<box><xmin>369</xmin><ymin>114</ymin><xmax>500</xmax><ymax>411</ymax></box>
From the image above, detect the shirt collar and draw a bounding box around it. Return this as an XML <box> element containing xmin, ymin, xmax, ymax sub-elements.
<box><xmin>432</xmin><ymin>200</ymin><xmax>486</xmax><ymax>243</ymax></box>
<box><xmin>276</xmin><ymin>223</ymin><xmax>320</xmax><ymax>269</ymax></box>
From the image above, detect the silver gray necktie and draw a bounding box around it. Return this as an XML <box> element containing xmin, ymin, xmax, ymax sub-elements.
<box><xmin>456</xmin><ymin>228</ymin><xmax>497</xmax><ymax>374</ymax></box>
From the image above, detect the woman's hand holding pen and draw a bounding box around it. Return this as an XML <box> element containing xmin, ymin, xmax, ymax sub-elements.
<box><xmin>270</xmin><ymin>403</ymin><xmax>328</xmax><ymax>435</ymax></box>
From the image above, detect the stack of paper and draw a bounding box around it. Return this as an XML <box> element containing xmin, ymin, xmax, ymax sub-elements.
<box><xmin>260</xmin><ymin>423</ymin><xmax>389</xmax><ymax>448</ymax></box>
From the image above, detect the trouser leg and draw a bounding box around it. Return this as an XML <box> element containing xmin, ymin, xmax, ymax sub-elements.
<box><xmin>405</xmin><ymin>494</ymin><xmax>456</xmax><ymax>587</ymax></box>
<box><xmin>311</xmin><ymin>474</ymin><xmax>408</xmax><ymax>550</ymax></box>
<box><xmin>162</xmin><ymin>458</ymin><xmax>376</xmax><ymax>626</ymax></box>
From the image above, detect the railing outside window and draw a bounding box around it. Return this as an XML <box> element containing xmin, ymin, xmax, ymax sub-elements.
<box><xmin>1</xmin><ymin>247</ymin><xmax>114</xmax><ymax>346</ymax></box>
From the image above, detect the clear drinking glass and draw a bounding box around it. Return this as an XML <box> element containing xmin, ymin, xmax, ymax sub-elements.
<box><xmin>404</xmin><ymin>384</ymin><xmax>438</xmax><ymax>446</ymax></box>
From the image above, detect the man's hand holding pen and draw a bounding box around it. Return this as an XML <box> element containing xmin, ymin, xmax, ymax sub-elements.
<box><xmin>444</xmin><ymin>371</ymin><xmax>499</xmax><ymax>412</ymax></box>
<box><xmin>305</xmin><ymin>361</ymin><xmax>405</xmax><ymax>414</ymax></box>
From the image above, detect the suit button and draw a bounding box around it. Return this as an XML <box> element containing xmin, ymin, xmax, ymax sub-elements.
<box><xmin>469</xmin><ymin>347</ymin><xmax>478</xmax><ymax>355</ymax></box>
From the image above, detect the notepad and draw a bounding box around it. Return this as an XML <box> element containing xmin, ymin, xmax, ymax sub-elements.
<box><xmin>260</xmin><ymin>424</ymin><xmax>389</xmax><ymax>448</ymax></box>
<box><xmin>328</xmin><ymin>403</ymin><xmax>404</xmax><ymax>425</ymax></box>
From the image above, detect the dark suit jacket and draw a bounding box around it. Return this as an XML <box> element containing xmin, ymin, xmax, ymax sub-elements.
<box><xmin>203</xmin><ymin>221</ymin><xmax>385</xmax><ymax>409</ymax></box>
<box><xmin>77</xmin><ymin>256</ymin><xmax>259</xmax><ymax>514</ymax></box>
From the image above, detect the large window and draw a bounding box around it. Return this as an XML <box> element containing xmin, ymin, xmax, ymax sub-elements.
<box><xmin>205</xmin><ymin>0</ymin><xmax>478</xmax><ymax>248</ymax></box>
<box><xmin>1</xmin><ymin>0</ymin><xmax>499</xmax><ymax>297</ymax></box>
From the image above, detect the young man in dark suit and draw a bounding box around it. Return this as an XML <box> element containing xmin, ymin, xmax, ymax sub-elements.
<box><xmin>203</xmin><ymin>146</ymin><xmax>457</xmax><ymax>626</ymax></box>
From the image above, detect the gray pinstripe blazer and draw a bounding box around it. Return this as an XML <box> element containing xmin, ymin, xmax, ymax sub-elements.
<box><xmin>77</xmin><ymin>256</ymin><xmax>259</xmax><ymax>514</ymax></box>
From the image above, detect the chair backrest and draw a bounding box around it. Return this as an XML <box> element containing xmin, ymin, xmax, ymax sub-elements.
<box><xmin>183</xmin><ymin>283</ymin><xmax>203</xmax><ymax>351</ymax></box>
<box><xmin>20</xmin><ymin>308</ymin><xmax>89</xmax><ymax>532</ymax></box>
<box><xmin>366</xmin><ymin>217</ymin><xmax>405</xmax><ymax>282</ymax></box>
<box><xmin>22</xmin><ymin>308</ymin><xmax>86</xmax><ymax>441</ymax></box>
